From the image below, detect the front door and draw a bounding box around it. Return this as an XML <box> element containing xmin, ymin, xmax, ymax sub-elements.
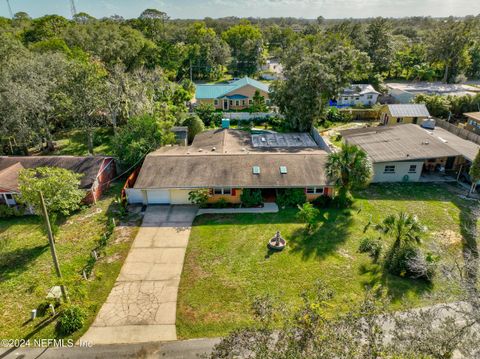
<box><xmin>445</xmin><ymin>156</ymin><xmax>456</xmax><ymax>171</ymax></box>
<box><xmin>223</xmin><ymin>99</ymin><xmax>229</xmax><ymax>110</ymax></box>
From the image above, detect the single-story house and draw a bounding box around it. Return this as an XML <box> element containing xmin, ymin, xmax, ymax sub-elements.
<box><xmin>0</xmin><ymin>156</ymin><xmax>115</xmax><ymax>207</ymax></box>
<box><xmin>194</xmin><ymin>77</ymin><xmax>270</xmax><ymax>111</ymax></box>
<box><xmin>386</xmin><ymin>82</ymin><xmax>480</xmax><ymax>104</ymax></box>
<box><xmin>334</xmin><ymin>84</ymin><xmax>380</xmax><ymax>107</ymax></box>
<box><xmin>341</xmin><ymin>123</ymin><xmax>479</xmax><ymax>183</ymax></box>
<box><xmin>464</xmin><ymin>112</ymin><xmax>480</xmax><ymax>135</ymax></box>
<box><xmin>380</xmin><ymin>104</ymin><xmax>431</xmax><ymax>126</ymax></box>
<box><xmin>126</xmin><ymin>129</ymin><xmax>333</xmax><ymax>205</ymax></box>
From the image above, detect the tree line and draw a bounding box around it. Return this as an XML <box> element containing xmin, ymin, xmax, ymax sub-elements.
<box><xmin>1</xmin><ymin>10</ymin><xmax>480</xmax><ymax>155</ymax></box>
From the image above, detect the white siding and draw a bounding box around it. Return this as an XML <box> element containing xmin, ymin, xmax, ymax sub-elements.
<box><xmin>147</xmin><ymin>189</ymin><xmax>170</xmax><ymax>204</ymax></box>
<box><xmin>170</xmin><ymin>189</ymin><xmax>192</xmax><ymax>204</ymax></box>
<box><xmin>372</xmin><ymin>161</ymin><xmax>423</xmax><ymax>183</ymax></box>
<box><xmin>125</xmin><ymin>188</ymin><xmax>144</xmax><ymax>204</ymax></box>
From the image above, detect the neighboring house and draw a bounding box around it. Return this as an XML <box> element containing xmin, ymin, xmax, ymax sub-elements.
<box><xmin>341</xmin><ymin>123</ymin><xmax>479</xmax><ymax>183</ymax></box>
<box><xmin>380</xmin><ymin>104</ymin><xmax>430</xmax><ymax>126</ymax></box>
<box><xmin>260</xmin><ymin>58</ymin><xmax>284</xmax><ymax>80</ymax></box>
<box><xmin>0</xmin><ymin>156</ymin><xmax>115</xmax><ymax>207</ymax></box>
<box><xmin>334</xmin><ymin>84</ymin><xmax>380</xmax><ymax>107</ymax></box>
<box><xmin>194</xmin><ymin>77</ymin><xmax>270</xmax><ymax>111</ymax></box>
<box><xmin>386</xmin><ymin>82</ymin><xmax>480</xmax><ymax>104</ymax></box>
<box><xmin>126</xmin><ymin>129</ymin><xmax>333</xmax><ymax>205</ymax></box>
<box><xmin>464</xmin><ymin>112</ymin><xmax>480</xmax><ymax>135</ymax></box>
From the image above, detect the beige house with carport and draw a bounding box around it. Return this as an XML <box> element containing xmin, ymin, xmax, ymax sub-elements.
<box><xmin>126</xmin><ymin>129</ymin><xmax>333</xmax><ymax>205</ymax></box>
<box><xmin>341</xmin><ymin>124</ymin><xmax>479</xmax><ymax>183</ymax></box>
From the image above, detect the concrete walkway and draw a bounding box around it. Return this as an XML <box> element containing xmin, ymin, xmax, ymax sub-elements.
<box><xmin>197</xmin><ymin>202</ymin><xmax>279</xmax><ymax>215</ymax></box>
<box><xmin>81</xmin><ymin>206</ymin><xmax>198</xmax><ymax>345</ymax></box>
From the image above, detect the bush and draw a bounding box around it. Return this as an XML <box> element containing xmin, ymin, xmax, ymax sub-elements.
<box><xmin>212</xmin><ymin>198</ymin><xmax>228</xmax><ymax>208</ymax></box>
<box><xmin>240</xmin><ymin>189</ymin><xmax>263</xmax><ymax>207</ymax></box>
<box><xmin>312</xmin><ymin>194</ymin><xmax>333</xmax><ymax>209</ymax></box>
<box><xmin>188</xmin><ymin>189</ymin><xmax>210</xmax><ymax>207</ymax></box>
<box><xmin>384</xmin><ymin>245</ymin><xmax>436</xmax><ymax>281</ymax></box>
<box><xmin>57</xmin><ymin>305</ymin><xmax>86</xmax><ymax>335</ymax></box>
<box><xmin>358</xmin><ymin>237</ymin><xmax>383</xmax><ymax>262</ymax></box>
<box><xmin>296</xmin><ymin>202</ymin><xmax>320</xmax><ymax>232</ymax></box>
<box><xmin>0</xmin><ymin>204</ymin><xmax>24</xmax><ymax>218</ymax></box>
<box><xmin>276</xmin><ymin>189</ymin><xmax>306</xmax><ymax>208</ymax></box>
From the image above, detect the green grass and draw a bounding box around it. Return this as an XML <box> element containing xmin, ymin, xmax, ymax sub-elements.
<box><xmin>177</xmin><ymin>182</ymin><xmax>475</xmax><ymax>339</ymax></box>
<box><xmin>0</xmin><ymin>183</ymin><xmax>139</xmax><ymax>341</ymax></box>
<box><xmin>52</xmin><ymin>128</ymin><xmax>114</xmax><ymax>156</ymax></box>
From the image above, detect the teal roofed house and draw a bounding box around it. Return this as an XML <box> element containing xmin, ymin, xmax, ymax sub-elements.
<box><xmin>194</xmin><ymin>77</ymin><xmax>270</xmax><ymax>111</ymax></box>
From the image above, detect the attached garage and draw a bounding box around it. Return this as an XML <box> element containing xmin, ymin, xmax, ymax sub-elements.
<box><xmin>147</xmin><ymin>189</ymin><xmax>170</xmax><ymax>204</ymax></box>
<box><xmin>170</xmin><ymin>189</ymin><xmax>192</xmax><ymax>204</ymax></box>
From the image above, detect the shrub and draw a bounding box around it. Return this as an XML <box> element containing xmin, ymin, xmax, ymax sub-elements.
<box><xmin>213</xmin><ymin>198</ymin><xmax>228</xmax><ymax>208</ymax></box>
<box><xmin>276</xmin><ymin>189</ymin><xmax>306</xmax><ymax>208</ymax></box>
<box><xmin>188</xmin><ymin>189</ymin><xmax>210</xmax><ymax>207</ymax></box>
<box><xmin>0</xmin><ymin>204</ymin><xmax>24</xmax><ymax>218</ymax></box>
<box><xmin>384</xmin><ymin>245</ymin><xmax>436</xmax><ymax>281</ymax></box>
<box><xmin>312</xmin><ymin>194</ymin><xmax>333</xmax><ymax>209</ymax></box>
<box><xmin>240</xmin><ymin>189</ymin><xmax>263</xmax><ymax>207</ymax></box>
<box><xmin>296</xmin><ymin>202</ymin><xmax>320</xmax><ymax>232</ymax></box>
<box><xmin>358</xmin><ymin>237</ymin><xmax>383</xmax><ymax>262</ymax></box>
<box><xmin>57</xmin><ymin>305</ymin><xmax>86</xmax><ymax>335</ymax></box>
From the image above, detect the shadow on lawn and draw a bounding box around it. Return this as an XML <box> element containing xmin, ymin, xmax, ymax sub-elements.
<box><xmin>0</xmin><ymin>244</ymin><xmax>49</xmax><ymax>281</ymax></box>
<box><xmin>288</xmin><ymin>209</ymin><xmax>353</xmax><ymax>261</ymax></box>
<box><xmin>358</xmin><ymin>262</ymin><xmax>433</xmax><ymax>303</ymax></box>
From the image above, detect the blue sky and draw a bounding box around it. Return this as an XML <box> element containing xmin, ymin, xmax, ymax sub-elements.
<box><xmin>0</xmin><ymin>0</ymin><xmax>479</xmax><ymax>19</ymax></box>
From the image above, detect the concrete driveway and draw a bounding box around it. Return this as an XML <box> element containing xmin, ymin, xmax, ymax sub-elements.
<box><xmin>81</xmin><ymin>205</ymin><xmax>197</xmax><ymax>345</ymax></box>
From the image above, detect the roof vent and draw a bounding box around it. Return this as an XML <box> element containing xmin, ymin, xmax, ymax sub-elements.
<box><xmin>199</xmin><ymin>148</ymin><xmax>203</xmax><ymax>152</ymax></box>
<box><xmin>261</xmin><ymin>137</ymin><xmax>266</xmax><ymax>142</ymax></box>
<box><xmin>212</xmin><ymin>146</ymin><xmax>216</xmax><ymax>151</ymax></box>
<box><xmin>280</xmin><ymin>166</ymin><xmax>287</xmax><ymax>174</ymax></box>
<box><xmin>422</xmin><ymin>140</ymin><xmax>429</xmax><ymax>145</ymax></box>
<box><xmin>252</xmin><ymin>166</ymin><xmax>260</xmax><ymax>174</ymax></box>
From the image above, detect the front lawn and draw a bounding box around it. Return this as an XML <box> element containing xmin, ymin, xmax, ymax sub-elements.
<box><xmin>0</xmin><ymin>183</ymin><xmax>139</xmax><ymax>341</ymax></box>
<box><xmin>177</xmin><ymin>182</ymin><xmax>475</xmax><ymax>338</ymax></box>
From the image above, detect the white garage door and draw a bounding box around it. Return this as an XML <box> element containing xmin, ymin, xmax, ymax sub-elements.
<box><xmin>147</xmin><ymin>189</ymin><xmax>170</xmax><ymax>204</ymax></box>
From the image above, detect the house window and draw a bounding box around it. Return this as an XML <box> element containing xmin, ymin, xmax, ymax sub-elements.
<box><xmin>384</xmin><ymin>165</ymin><xmax>396</xmax><ymax>173</ymax></box>
<box><xmin>214</xmin><ymin>100</ymin><xmax>219</xmax><ymax>106</ymax></box>
<box><xmin>355</xmin><ymin>97</ymin><xmax>360</xmax><ymax>101</ymax></box>
<box><xmin>396</xmin><ymin>118</ymin><xmax>403</xmax><ymax>123</ymax></box>
<box><xmin>5</xmin><ymin>194</ymin><xmax>13</xmax><ymax>200</ymax></box>
<box><xmin>367</xmin><ymin>95</ymin><xmax>373</xmax><ymax>99</ymax></box>
<box><xmin>229</xmin><ymin>100</ymin><xmax>233</xmax><ymax>106</ymax></box>
<box><xmin>344</xmin><ymin>97</ymin><xmax>348</xmax><ymax>101</ymax></box>
<box><xmin>249</xmin><ymin>99</ymin><xmax>253</xmax><ymax>105</ymax></box>
<box><xmin>214</xmin><ymin>188</ymin><xmax>231</xmax><ymax>195</ymax></box>
<box><xmin>412</xmin><ymin>117</ymin><xmax>418</xmax><ymax>124</ymax></box>
<box><xmin>266</xmin><ymin>99</ymin><xmax>271</xmax><ymax>105</ymax></box>
<box><xmin>242</xmin><ymin>100</ymin><xmax>246</xmax><ymax>106</ymax></box>
<box><xmin>306</xmin><ymin>187</ymin><xmax>324</xmax><ymax>194</ymax></box>
<box><xmin>408</xmin><ymin>165</ymin><xmax>417</xmax><ymax>173</ymax></box>
<box><xmin>235</xmin><ymin>100</ymin><xmax>239</xmax><ymax>106</ymax></box>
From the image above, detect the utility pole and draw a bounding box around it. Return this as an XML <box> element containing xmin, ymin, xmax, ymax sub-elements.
<box><xmin>6</xmin><ymin>0</ymin><xmax>13</xmax><ymax>18</ymax></box>
<box><xmin>39</xmin><ymin>191</ymin><xmax>69</xmax><ymax>302</ymax></box>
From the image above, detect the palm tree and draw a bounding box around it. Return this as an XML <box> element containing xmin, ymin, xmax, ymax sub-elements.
<box><xmin>326</xmin><ymin>143</ymin><xmax>372</xmax><ymax>206</ymax></box>
<box><xmin>375</xmin><ymin>211</ymin><xmax>425</xmax><ymax>253</ymax></box>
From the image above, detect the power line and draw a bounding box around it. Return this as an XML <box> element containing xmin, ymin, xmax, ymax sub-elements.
<box><xmin>5</xmin><ymin>0</ymin><xmax>13</xmax><ymax>18</ymax></box>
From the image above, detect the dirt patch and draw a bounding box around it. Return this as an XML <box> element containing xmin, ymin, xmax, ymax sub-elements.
<box><xmin>433</xmin><ymin>229</ymin><xmax>463</xmax><ymax>246</ymax></box>
<box><xmin>105</xmin><ymin>253</ymin><xmax>122</xmax><ymax>263</ymax></box>
<box><xmin>113</xmin><ymin>226</ymin><xmax>134</xmax><ymax>244</ymax></box>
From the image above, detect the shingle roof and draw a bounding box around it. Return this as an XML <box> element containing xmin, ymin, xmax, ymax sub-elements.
<box><xmin>0</xmin><ymin>162</ymin><xmax>24</xmax><ymax>192</ymax></box>
<box><xmin>387</xmin><ymin>104</ymin><xmax>430</xmax><ymax>118</ymax></box>
<box><xmin>341</xmin><ymin>84</ymin><xmax>380</xmax><ymax>96</ymax></box>
<box><xmin>195</xmin><ymin>77</ymin><xmax>269</xmax><ymax>99</ymax></box>
<box><xmin>465</xmin><ymin>112</ymin><xmax>480</xmax><ymax>122</ymax></box>
<box><xmin>341</xmin><ymin>124</ymin><xmax>480</xmax><ymax>163</ymax></box>
<box><xmin>0</xmin><ymin>156</ymin><xmax>110</xmax><ymax>190</ymax></box>
<box><xmin>134</xmin><ymin>154</ymin><xmax>329</xmax><ymax>189</ymax></box>
<box><xmin>135</xmin><ymin>129</ymin><xmax>330</xmax><ymax>189</ymax></box>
